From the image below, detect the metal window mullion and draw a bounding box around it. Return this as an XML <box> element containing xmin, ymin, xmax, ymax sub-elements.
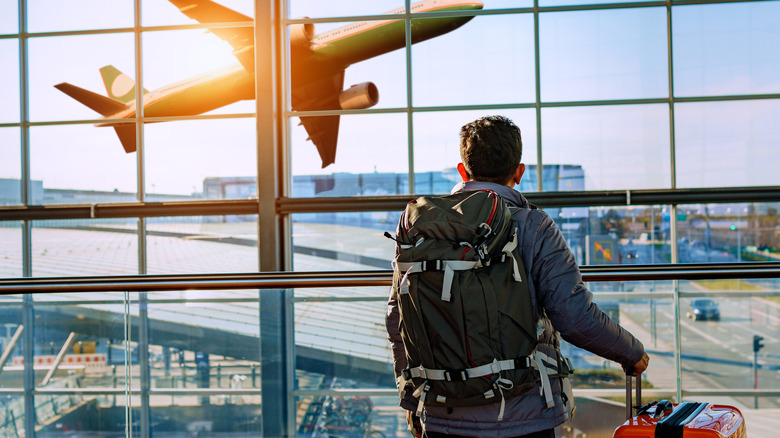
<box><xmin>132</xmin><ymin>2</ymin><xmax>151</xmax><ymax>437</ymax></box>
<box><xmin>667</xmin><ymin>1</ymin><xmax>677</xmax><ymax>191</ymax></box>
<box><xmin>405</xmin><ymin>0</ymin><xmax>415</xmax><ymax>194</ymax></box>
<box><xmin>534</xmin><ymin>0</ymin><xmax>543</xmax><ymax>191</ymax></box>
<box><xmin>666</xmin><ymin>0</ymin><xmax>683</xmax><ymax>404</ymax></box>
<box><xmin>278</xmin><ymin>0</ymin><xmax>292</xmax><ymax>271</ymax></box>
<box><xmin>138</xmin><ymin>291</ymin><xmax>150</xmax><ymax>438</ymax></box>
<box><xmin>256</xmin><ymin>0</ymin><xmax>281</xmax><ymax>273</ymax></box>
<box><xmin>19</xmin><ymin>0</ymin><xmax>34</xmax><ymax>434</ymax></box>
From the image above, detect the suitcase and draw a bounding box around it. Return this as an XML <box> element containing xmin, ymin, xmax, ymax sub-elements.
<box><xmin>613</xmin><ymin>373</ymin><xmax>746</xmax><ymax>438</ymax></box>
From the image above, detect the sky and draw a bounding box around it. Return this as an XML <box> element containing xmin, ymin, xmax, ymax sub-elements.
<box><xmin>1</xmin><ymin>0</ymin><xmax>779</xmax><ymax>197</ymax></box>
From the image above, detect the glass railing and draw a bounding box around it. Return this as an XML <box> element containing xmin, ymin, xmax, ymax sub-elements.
<box><xmin>1</xmin><ymin>264</ymin><xmax>780</xmax><ymax>437</ymax></box>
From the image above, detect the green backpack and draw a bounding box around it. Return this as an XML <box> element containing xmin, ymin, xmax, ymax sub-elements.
<box><xmin>389</xmin><ymin>190</ymin><xmax>573</xmax><ymax>420</ymax></box>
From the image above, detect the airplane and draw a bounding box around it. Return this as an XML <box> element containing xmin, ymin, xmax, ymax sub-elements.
<box><xmin>55</xmin><ymin>0</ymin><xmax>484</xmax><ymax>168</ymax></box>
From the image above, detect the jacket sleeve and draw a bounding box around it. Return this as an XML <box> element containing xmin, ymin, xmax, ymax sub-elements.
<box><xmin>531</xmin><ymin>215</ymin><xmax>645</xmax><ymax>368</ymax></box>
<box><xmin>386</xmin><ymin>285</ymin><xmax>418</xmax><ymax>411</ymax></box>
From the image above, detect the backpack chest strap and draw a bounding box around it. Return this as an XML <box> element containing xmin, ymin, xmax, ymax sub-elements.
<box><xmin>395</xmin><ymin>260</ymin><xmax>483</xmax><ymax>302</ymax></box>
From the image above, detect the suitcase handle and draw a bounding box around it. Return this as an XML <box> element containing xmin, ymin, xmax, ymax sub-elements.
<box><xmin>626</xmin><ymin>369</ymin><xmax>641</xmax><ymax>420</ymax></box>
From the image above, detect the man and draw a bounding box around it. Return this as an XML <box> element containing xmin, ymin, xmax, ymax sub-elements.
<box><xmin>386</xmin><ymin>115</ymin><xmax>649</xmax><ymax>437</ymax></box>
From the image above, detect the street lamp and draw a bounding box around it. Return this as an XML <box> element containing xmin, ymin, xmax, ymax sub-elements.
<box><xmin>753</xmin><ymin>335</ymin><xmax>765</xmax><ymax>408</ymax></box>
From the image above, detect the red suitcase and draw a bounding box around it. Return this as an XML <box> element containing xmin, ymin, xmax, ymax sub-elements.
<box><xmin>613</xmin><ymin>374</ymin><xmax>746</xmax><ymax>438</ymax></box>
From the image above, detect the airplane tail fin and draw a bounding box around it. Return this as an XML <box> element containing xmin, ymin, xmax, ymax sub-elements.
<box><xmin>100</xmin><ymin>65</ymin><xmax>149</xmax><ymax>104</ymax></box>
<box><xmin>53</xmin><ymin>82</ymin><xmax>136</xmax><ymax>153</ymax></box>
<box><xmin>112</xmin><ymin>124</ymin><xmax>137</xmax><ymax>153</ymax></box>
<box><xmin>54</xmin><ymin>82</ymin><xmax>127</xmax><ymax>117</ymax></box>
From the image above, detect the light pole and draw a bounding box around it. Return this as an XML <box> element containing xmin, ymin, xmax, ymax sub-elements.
<box><xmin>753</xmin><ymin>335</ymin><xmax>765</xmax><ymax>409</ymax></box>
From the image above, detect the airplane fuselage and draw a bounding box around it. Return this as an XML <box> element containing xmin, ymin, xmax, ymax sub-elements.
<box><xmin>103</xmin><ymin>0</ymin><xmax>482</xmax><ymax>121</ymax></box>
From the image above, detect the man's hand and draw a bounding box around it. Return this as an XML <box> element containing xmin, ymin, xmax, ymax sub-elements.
<box><xmin>623</xmin><ymin>352</ymin><xmax>650</xmax><ymax>376</ymax></box>
<box><xmin>406</xmin><ymin>410</ymin><xmax>422</xmax><ymax>438</ymax></box>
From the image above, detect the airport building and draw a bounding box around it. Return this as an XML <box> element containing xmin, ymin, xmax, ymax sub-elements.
<box><xmin>1</xmin><ymin>0</ymin><xmax>779</xmax><ymax>437</ymax></box>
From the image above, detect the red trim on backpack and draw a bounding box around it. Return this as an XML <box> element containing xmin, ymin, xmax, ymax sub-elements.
<box><xmin>481</xmin><ymin>190</ymin><xmax>499</xmax><ymax>226</ymax></box>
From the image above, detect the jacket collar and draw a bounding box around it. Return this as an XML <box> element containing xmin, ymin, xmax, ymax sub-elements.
<box><xmin>451</xmin><ymin>181</ymin><xmax>529</xmax><ymax>208</ymax></box>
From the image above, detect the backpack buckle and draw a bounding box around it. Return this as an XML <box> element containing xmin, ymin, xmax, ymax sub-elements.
<box><xmin>402</xmin><ymin>368</ymin><xmax>413</xmax><ymax>380</ymax></box>
<box><xmin>514</xmin><ymin>357</ymin><xmax>531</xmax><ymax>369</ymax></box>
<box><xmin>422</xmin><ymin>260</ymin><xmax>442</xmax><ymax>271</ymax></box>
<box><xmin>444</xmin><ymin>369</ymin><xmax>468</xmax><ymax>382</ymax></box>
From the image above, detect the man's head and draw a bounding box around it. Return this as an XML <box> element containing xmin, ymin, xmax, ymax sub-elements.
<box><xmin>458</xmin><ymin>115</ymin><xmax>523</xmax><ymax>186</ymax></box>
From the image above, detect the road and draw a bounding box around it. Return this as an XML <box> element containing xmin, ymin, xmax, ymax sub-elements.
<box><xmin>618</xmin><ymin>283</ymin><xmax>780</xmax><ymax>409</ymax></box>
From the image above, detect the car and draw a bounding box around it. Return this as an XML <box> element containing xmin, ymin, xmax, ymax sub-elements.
<box><xmin>686</xmin><ymin>298</ymin><xmax>720</xmax><ymax>321</ymax></box>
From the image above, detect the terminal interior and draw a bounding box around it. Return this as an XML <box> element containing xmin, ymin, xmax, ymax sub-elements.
<box><xmin>1</xmin><ymin>0</ymin><xmax>780</xmax><ymax>437</ymax></box>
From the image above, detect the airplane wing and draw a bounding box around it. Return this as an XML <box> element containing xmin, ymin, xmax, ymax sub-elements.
<box><xmin>292</xmin><ymin>72</ymin><xmax>345</xmax><ymax>168</ymax></box>
<box><xmin>169</xmin><ymin>0</ymin><xmax>255</xmax><ymax>72</ymax></box>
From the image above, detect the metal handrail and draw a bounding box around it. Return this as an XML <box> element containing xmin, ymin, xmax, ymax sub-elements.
<box><xmin>1</xmin><ymin>263</ymin><xmax>779</xmax><ymax>294</ymax></box>
<box><xmin>2</xmin><ymin>186</ymin><xmax>780</xmax><ymax>221</ymax></box>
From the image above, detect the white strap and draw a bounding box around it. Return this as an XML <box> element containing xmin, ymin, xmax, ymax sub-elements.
<box><xmin>536</xmin><ymin>351</ymin><xmax>558</xmax><ymax>373</ymax></box>
<box><xmin>413</xmin><ymin>383</ymin><xmax>429</xmax><ymax>417</ymax></box>
<box><xmin>532</xmin><ymin>353</ymin><xmax>556</xmax><ymax>409</ymax></box>
<box><xmin>395</xmin><ymin>260</ymin><xmax>481</xmax><ymax>302</ymax></box>
<box><xmin>562</xmin><ymin>376</ymin><xmax>576</xmax><ymax>421</ymax></box>
<box><xmin>405</xmin><ymin>358</ymin><xmax>520</xmax><ymax>381</ymax></box>
<box><xmin>497</xmin><ymin>387</ymin><xmax>506</xmax><ymax>421</ymax></box>
<box><xmin>501</xmin><ymin>229</ymin><xmax>522</xmax><ymax>282</ymax></box>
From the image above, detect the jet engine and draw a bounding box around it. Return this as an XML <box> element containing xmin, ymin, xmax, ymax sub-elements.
<box><xmin>339</xmin><ymin>82</ymin><xmax>379</xmax><ymax>110</ymax></box>
<box><xmin>290</xmin><ymin>22</ymin><xmax>315</xmax><ymax>50</ymax></box>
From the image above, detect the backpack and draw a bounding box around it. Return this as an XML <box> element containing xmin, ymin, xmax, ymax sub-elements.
<box><xmin>388</xmin><ymin>190</ymin><xmax>574</xmax><ymax>420</ymax></box>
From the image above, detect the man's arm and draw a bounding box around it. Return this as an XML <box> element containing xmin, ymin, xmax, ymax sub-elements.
<box><xmin>530</xmin><ymin>214</ymin><xmax>647</xmax><ymax>370</ymax></box>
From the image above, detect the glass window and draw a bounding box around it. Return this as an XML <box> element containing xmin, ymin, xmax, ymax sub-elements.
<box><xmin>413</xmin><ymin>109</ymin><xmax>537</xmax><ymax>192</ymax></box>
<box><xmin>295</xmin><ymin>394</ymin><xmax>406</xmax><ymax>437</ymax></box>
<box><xmin>0</xmin><ymin>309</ymin><xmax>22</xmax><ymax>387</ymax></box>
<box><xmin>293</xmin><ymin>289</ymin><xmax>392</xmax><ymax>377</ymax></box>
<box><xmin>27</xmin><ymin>0</ymin><xmax>133</xmax><ymax>33</ymax></box>
<box><xmin>27</xmin><ymin>298</ymin><xmax>134</xmax><ymax>436</ymax></box>
<box><xmin>551</xmin><ymin>205</ymin><xmax>673</xmax><ymax>266</ymax></box>
<box><xmin>32</xmin><ymin>219</ymin><xmax>139</xmax><ymax>277</ymax></box>
<box><xmin>292</xmin><ymin>213</ymin><xmax>395</xmax><ymax>271</ymax></box>
<box><xmin>0</xmin><ymin>39</ymin><xmax>19</xmax><ymax>123</ymax></box>
<box><xmin>289</xmin><ymin>18</ymin><xmax>407</xmax><ymax>112</ymax></box>
<box><xmin>0</xmin><ymin>2</ymin><xmax>18</xmax><ymax>34</ymax></box>
<box><xmin>412</xmin><ymin>13</ymin><xmax>535</xmax><ymax>107</ymax></box>
<box><xmin>0</xmin><ymin>222</ymin><xmax>22</xmax><ymax>278</ymax></box>
<box><xmin>541</xmin><ymin>0</ymin><xmax>657</xmax><ymax>5</ymax></box>
<box><xmin>288</xmin><ymin>1</ymin><xmax>404</xmax><ymax>19</ymax></box>
<box><xmin>142</xmin><ymin>29</ymin><xmax>256</xmax><ymax>116</ymax></box>
<box><xmin>541</xmin><ymin>104</ymin><xmax>671</xmax><ymax>191</ymax></box>
<box><xmin>28</xmin><ymin>34</ymin><xmax>134</xmax><ymax>122</ymax></box>
<box><xmin>30</xmin><ymin>124</ymin><xmax>137</xmax><ymax>199</ymax></box>
<box><xmin>677</xmin><ymin>202</ymin><xmax>780</xmax><ymax>264</ymax></box>
<box><xmin>1</xmin><ymin>129</ymin><xmax>21</xmax><ymax>205</ymax></box>
<box><xmin>146</xmin><ymin>215</ymin><xmax>259</xmax><ymax>274</ymax></box>
<box><xmin>673</xmin><ymin>2</ymin><xmax>780</xmax><ymax>97</ymax></box>
<box><xmin>675</xmin><ymin>99</ymin><xmax>780</xmax><ymax>188</ymax></box>
<box><xmin>677</xmin><ymin>284</ymin><xmax>780</xmax><ymax>407</ymax></box>
<box><xmin>290</xmin><ymin>113</ymin><xmax>409</xmax><ymax>196</ymax></box>
<box><xmin>540</xmin><ymin>8</ymin><xmax>668</xmax><ymax>102</ymax></box>
<box><xmin>144</xmin><ymin>118</ymin><xmax>257</xmax><ymax>199</ymax></box>
<box><xmin>143</xmin><ymin>0</ymin><xmax>254</xmax><ymax>26</ymax></box>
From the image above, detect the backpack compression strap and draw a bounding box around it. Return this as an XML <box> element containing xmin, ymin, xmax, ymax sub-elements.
<box><xmin>394</xmin><ymin>260</ymin><xmax>483</xmax><ymax>302</ymax></box>
<box><xmin>401</xmin><ymin>350</ymin><xmax>560</xmax><ymax>411</ymax></box>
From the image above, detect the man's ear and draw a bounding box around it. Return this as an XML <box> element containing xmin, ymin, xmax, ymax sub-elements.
<box><xmin>457</xmin><ymin>163</ymin><xmax>470</xmax><ymax>182</ymax></box>
<box><xmin>512</xmin><ymin>163</ymin><xmax>525</xmax><ymax>186</ymax></box>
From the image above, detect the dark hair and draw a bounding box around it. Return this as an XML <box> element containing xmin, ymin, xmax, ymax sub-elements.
<box><xmin>459</xmin><ymin>115</ymin><xmax>523</xmax><ymax>184</ymax></box>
